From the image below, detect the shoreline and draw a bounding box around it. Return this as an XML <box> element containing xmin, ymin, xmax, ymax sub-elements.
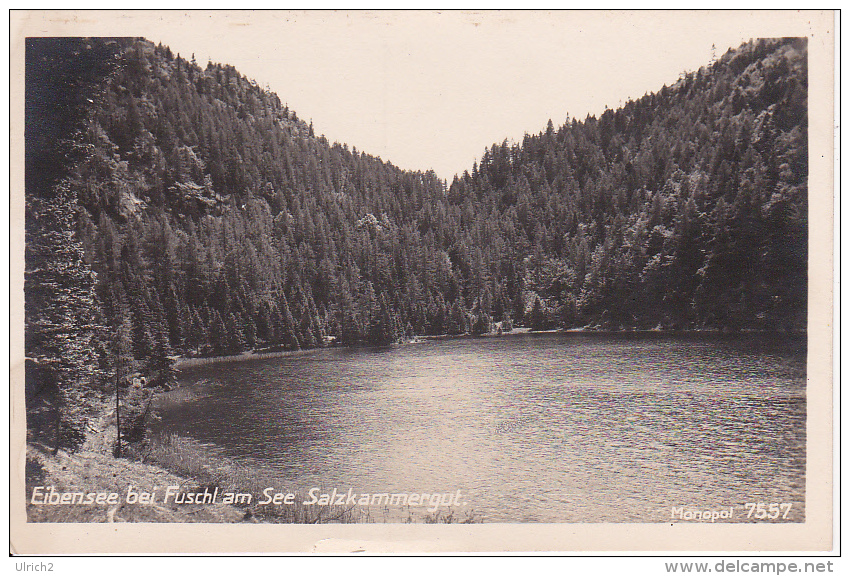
<box><xmin>174</xmin><ymin>326</ymin><xmax>807</xmax><ymax>369</ymax></box>
<box><xmin>173</xmin><ymin>347</ymin><xmax>323</xmax><ymax>369</ymax></box>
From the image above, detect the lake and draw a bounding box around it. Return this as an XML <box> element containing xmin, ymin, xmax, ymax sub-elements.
<box><xmin>152</xmin><ymin>332</ymin><xmax>806</xmax><ymax>523</ymax></box>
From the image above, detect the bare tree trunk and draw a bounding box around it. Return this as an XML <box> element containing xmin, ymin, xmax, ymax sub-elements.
<box><xmin>114</xmin><ymin>348</ymin><xmax>122</xmax><ymax>458</ymax></box>
<box><xmin>52</xmin><ymin>397</ymin><xmax>60</xmax><ymax>456</ymax></box>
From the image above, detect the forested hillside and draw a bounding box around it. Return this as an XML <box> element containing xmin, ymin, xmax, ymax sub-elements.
<box><xmin>25</xmin><ymin>37</ymin><xmax>807</xmax><ymax>447</ymax></box>
<box><xmin>449</xmin><ymin>38</ymin><xmax>807</xmax><ymax>332</ymax></box>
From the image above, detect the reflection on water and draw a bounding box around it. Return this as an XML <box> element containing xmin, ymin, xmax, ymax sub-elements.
<box><xmin>153</xmin><ymin>333</ymin><xmax>806</xmax><ymax>522</ymax></box>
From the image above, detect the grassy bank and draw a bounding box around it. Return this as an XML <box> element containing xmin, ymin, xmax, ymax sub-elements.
<box><xmin>25</xmin><ymin>436</ymin><xmax>360</xmax><ymax>524</ymax></box>
<box><xmin>24</xmin><ymin>401</ymin><xmax>359</xmax><ymax>524</ymax></box>
<box><xmin>136</xmin><ymin>432</ymin><xmax>361</xmax><ymax>523</ymax></box>
<box><xmin>25</xmin><ymin>441</ymin><xmax>246</xmax><ymax>523</ymax></box>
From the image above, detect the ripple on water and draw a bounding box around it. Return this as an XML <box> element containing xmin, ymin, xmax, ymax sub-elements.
<box><xmin>152</xmin><ymin>333</ymin><xmax>807</xmax><ymax>522</ymax></box>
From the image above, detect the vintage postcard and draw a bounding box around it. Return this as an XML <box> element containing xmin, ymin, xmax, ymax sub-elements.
<box><xmin>9</xmin><ymin>10</ymin><xmax>835</xmax><ymax>554</ymax></box>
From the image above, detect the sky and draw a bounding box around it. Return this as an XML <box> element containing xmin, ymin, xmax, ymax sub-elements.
<box><xmin>68</xmin><ymin>10</ymin><xmax>823</xmax><ymax>180</ymax></box>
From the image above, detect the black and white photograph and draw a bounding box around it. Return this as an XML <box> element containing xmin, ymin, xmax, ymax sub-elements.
<box><xmin>10</xmin><ymin>10</ymin><xmax>835</xmax><ymax>554</ymax></box>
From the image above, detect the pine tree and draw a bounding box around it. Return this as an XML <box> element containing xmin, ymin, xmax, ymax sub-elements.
<box><xmin>529</xmin><ymin>296</ymin><xmax>547</xmax><ymax>332</ymax></box>
<box><xmin>25</xmin><ymin>186</ymin><xmax>108</xmax><ymax>451</ymax></box>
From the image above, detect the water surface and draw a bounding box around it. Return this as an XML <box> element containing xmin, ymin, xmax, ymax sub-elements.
<box><xmin>153</xmin><ymin>332</ymin><xmax>806</xmax><ymax>522</ymax></box>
